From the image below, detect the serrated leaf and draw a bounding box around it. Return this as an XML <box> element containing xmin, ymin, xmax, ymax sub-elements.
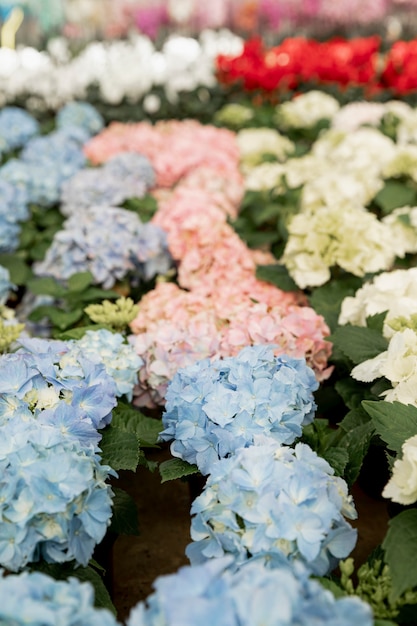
<box><xmin>47</xmin><ymin>308</ymin><xmax>84</xmax><ymax>330</ymax></box>
<box><xmin>342</xmin><ymin>420</ymin><xmax>375</xmax><ymax>485</ymax></box>
<box><xmin>362</xmin><ymin>400</ymin><xmax>417</xmax><ymax>453</ymax></box>
<box><xmin>383</xmin><ymin>509</ymin><xmax>417</xmax><ymax>601</ymax></box>
<box><xmin>330</xmin><ymin>326</ymin><xmax>388</xmax><ymax>364</ymax></box>
<box><xmin>58</xmin><ymin>324</ymin><xmax>110</xmax><ymax>340</ymax></box>
<box><xmin>309</xmin><ymin>276</ymin><xmax>363</xmax><ymax>332</ymax></box>
<box><xmin>27</xmin><ymin>276</ymin><xmax>67</xmax><ymax>297</ymax></box>
<box><xmin>99</xmin><ymin>427</ymin><xmax>140</xmax><ymax>471</ymax></box>
<box><xmin>335</xmin><ymin>378</ymin><xmax>375</xmax><ymax>410</ymax></box>
<box><xmin>374</xmin><ymin>180</ymin><xmax>417</xmax><ymax>214</ymax></box>
<box><xmin>111</xmin><ymin>403</ymin><xmax>162</xmax><ymax>446</ymax></box>
<box><xmin>67</xmin><ymin>271</ymin><xmax>94</xmax><ymax>292</ymax></box>
<box><xmin>159</xmin><ymin>458</ymin><xmax>199</xmax><ymax>483</ymax></box>
<box><xmin>0</xmin><ymin>254</ymin><xmax>30</xmax><ymax>285</ymax></box>
<box><xmin>109</xmin><ymin>487</ymin><xmax>139</xmax><ymax>536</ymax></box>
<box><xmin>322</xmin><ymin>447</ymin><xmax>349</xmax><ymax>476</ymax></box>
<box><xmin>366</xmin><ymin>311</ymin><xmax>388</xmax><ymax>333</ymax></box>
<box><xmin>256</xmin><ymin>264</ymin><xmax>298</xmax><ymax>292</ymax></box>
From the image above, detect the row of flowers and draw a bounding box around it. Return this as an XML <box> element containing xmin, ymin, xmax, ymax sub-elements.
<box><xmin>2</xmin><ymin>87</ymin><xmax>417</xmax><ymax>624</ymax></box>
<box><xmin>7</xmin><ymin>0</ymin><xmax>417</xmax><ymax>43</ymax></box>
<box><xmin>7</xmin><ymin>31</ymin><xmax>417</xmax><ymax>122</ymax></box>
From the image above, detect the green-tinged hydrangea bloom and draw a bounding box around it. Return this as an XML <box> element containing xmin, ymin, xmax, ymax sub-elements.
<box><xmin>85</xmin><ymin>297</ymin><xmax>139</xmax><ymax>332</ymax></box>
<box><xmin>214</xmin><ymin>103</ymin><xmax>254</xmax><ymax>128</ymax></box>
<box><xmin>388</xmin><ymin>312</ymin><xmax>417</xmax><ymax>334</ymax></box>
<box><xmin>382</xmin><ymin>145</ymin><xmax>417</xmax><ymax>181</ymax></box>
<box><xmin>339</xmin><ymin>557</ymin><xmax>417</xmax><ymax>620</ymax></box>
<box><xmin>274</xmin><ymin>91</ymin><xmax>340</xmax><ymax>130</ymax></box>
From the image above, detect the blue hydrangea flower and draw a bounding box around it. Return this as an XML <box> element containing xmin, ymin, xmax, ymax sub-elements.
<box><xmin>0</xmin><ymin>107</ymin><xmax>39</xmax><ymax>155</ymax></box>
<box><xmin>0</xmin><ymin>569</ymin><xmax>120</xmax><ymax>625</ymax></box>
<box><xmin>127</xmin><ymin>556</ymin><xmax>373</xmax><ymax>626</ymax></box>
<box><xmin>186</xmin><ymin>439</ymin><xmax>358</xmax><ymax>576</ymax></box>
<box><xmin>21</xmin><ymin>130</ymin><xmax>87</xmax><ymax>183</ymax></box>
<box><xmin>56</xmin><ymin>101</ymin><xmax>105</xmax><ymax>137</ymax></box>
<box><xmin>60</xmin><ymin>153</ymin><xmax>155</xmax><ymax>216</ymax></box>
<box><xmin>104</xmin><ymin>152</ymin><xmax>156</xmax><ymax>191</ymax></box>
<box><xmin>74</xmin><ymin>329</ymin><xmax>143</xmax><ymax>401</ymax></box>
<box><xmin>160</xmin><ymin>345</ymin><xmax>318</xmax><ymax>475</ymax></box>
<box><xmin>0</xmin><ymin>265</ymin><xmax>13</xmax><ymax>305</ymax></box>
<box><xmin>34</xmin><ymin>205</ymin><xmax>172</xmax><ymax>289</ymax></box>
<box><xmin>0</xmin><ymin>337</ymin><xmax>117</xmax><ymax>433</ymax></box>
<box><xmin>0</xmin><ymin>417</ymin><xmax>115</xmax><ymax>570</ymax></box>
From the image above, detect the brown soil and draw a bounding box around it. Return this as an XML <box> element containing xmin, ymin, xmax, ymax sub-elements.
<box><xmin>111</xmin><ymin>448</ymin><xmax>390</xmax><ymax>622</ymax></box>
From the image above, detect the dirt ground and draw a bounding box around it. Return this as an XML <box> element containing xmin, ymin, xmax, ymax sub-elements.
<box><xmin>111</xmin><ymin>447</ymin><xmax>390</xmax><ymax>622</ymax></box>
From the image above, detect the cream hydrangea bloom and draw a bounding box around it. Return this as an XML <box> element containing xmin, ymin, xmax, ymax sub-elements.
<box><xmin>244</xmin><ymin>162</ymin><xmax>286</xmax><ymax>192</ymax></box>
<box><xmin>275</xmin><ymin>90</ymin><xmax>340</xmax><ymax>129</ymax></box>
<box><xmin>301</xmin><ymin>170</ymin><xmax>383</xmax><ymax>212</ymax></box>
<box><xmin>382</xmin><ymin>206</ymin><xmax>417</xmax><ymax>257</ymax></box>
<box><xmin>282</xmin><ymin>205</ymin><xmax>396</xmax><ymax>289</ymax></box>
<box><xmin>283</xmin><ymin>154</ymin><xmax>327</xmax><ymax>189</ymax></box>
<box><xmin>383</xmin><ymin>434</ymin><xmax>417</xmax><ymax>505</ymax></box>
<box><xmin>396</xmin><ymin>108</ymin><xmax>417</xmax><ymax>145</ymax></box>
<box><xmin>331</xmin><ymin>101</ymin><xmax>386</xmax><ymax>132</ymax></box>
<box><xmin>382</xmin><ymin>145</ymin><xmax>417</xmax><ymax>181</ymax></box>
<box><xmin>339</xmin><ymin>267</ymin><xmax>417</xmax><ymax>330</ymax></box>
<box><xmin>237</xmin><ymin>128</ymin><xmax>295</xmax><ymax>169</ymax></box>
<box><xmin>312</xmin><ymin>127</ymin><xmax>397</xmax><ymax>177</ymax></box>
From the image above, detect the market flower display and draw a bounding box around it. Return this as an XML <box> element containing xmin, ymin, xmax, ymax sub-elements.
<box><xmin>0</xmin><ymin>569</ymin><xmax>120</xmax><ymax>625</ymax></box>
<box><xmin>34</xmin><ymin>206</ymin><xmax>172</xmax><ymax>289</ymax></box>
<box><xmin>127</xmin><ymin>556</ymin><xmax>373</xmax><ymax>626</ymax></box>
<box><xmin>187</xmin><ymin>440</ymin><xmax>358</xmax><ymax>575</ymax></box>
<box><xmin>160</xmin><ymin>344</ymin><xmax>318</xmax><ymax>474</ymax></box>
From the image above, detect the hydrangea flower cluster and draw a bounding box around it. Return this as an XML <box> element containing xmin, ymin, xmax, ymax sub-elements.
<box><xmin>56</xmin><ymin>101</ymin><xmax>105</xmax><ymax>137</ymax></box>
<box><xmin>160</xmin><ymin>345</ymin><xmax>318</xmax><ymax>474</ymax></box>
<box><xmin>75</xmin><ymin>329</ymin><xmax>144</xmax><ymax>402</ymax></box>
<box><xmin>0</xmin><ymin>418</ymin><xmax>115</xmax><ymax>570</ymax></box>
<box><xmin>127</xmin><ymin>556</ymin><xmax>372</xmax><ymax>626</ymax></box>
<box><xmin>0</xmin><ymin>106</ymin><xmax>39</xmax><ymax>157</ymax></box>
<box><xmin>186</xmin><ymin>440</ymin><xmax>357</xmax><ymax>576</ymax></box>
<box><xmin>0</xmin><ymin>337</ymin><xmax>117</xmax><ymax>435</ymax></box>
<box><xmin>0</xmin><ymin>337</ymin><xmax>118</xmax><ymax>570</ymax></box>
<box><xmin>60</xmin><ymin>152</ymin><xmax>155</xmax><ymax>216</ymax></box>
<box><xmin>0</xmin><ymin>174</ymin><xmax>30</xmax><ymax>252</ymax></box>
<box><xmin>0</xmin><ymin>265</ymin><xmax>13</xmax><ymax>305</ymax></box>
<box><xmin>34</xmin><ymin>206</ymin><xmax>172</xmax><ymax>288</ymax></box>
<box><xmin>0</xmin><ymin>570</ymin><xmax>119</xmax><ymax>625</ymax></box>
<box><xmin>274</xmin><ymin>91</ymin><xmax>340</xmax><ymax>130</ymax></box>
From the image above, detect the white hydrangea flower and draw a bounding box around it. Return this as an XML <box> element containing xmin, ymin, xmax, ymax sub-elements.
<box><xmin>382</xmin><ymin>206</ymin><xmax>417</xmax><ymax>257</ymax></box>
<box><xmin>339</xmin><ymin>267</ymin><xmax>417</xmax><ymax>329</ymax></box>
<box><xmin>275</xmin><ymin>90</ymin><xmax>340</xmax><ymax>129</ymax></box>
<box><xmin>282</xmin><ymin>205</ymin><xmax>396</xmax><ymax>289</ymax></box>
<box><xmin>244</xmin><ymin>162</ymin><xmax>286</xmax><ymax>192</ymax></box>
<box><xmin>331</xmin><ymin>101</ymin><xmax>386</xmax><ymax>132</ymax></box>
<box><xmin>301</xmin><ymin>170</ymin><xmax>383</xmax><ymax>212</ymax></box>
<box><xmin>283</xmin><ymin>154</ymin><xmax>327</xmax><ymax>189</ymax></box>
<box><xmin>382</xmin><ymin>145</ymin><xmax>417</xmax><ymax>181</ymax></box>
<box><xmin>237</xmin><ymin>128</ymin><xmax>295</xmax><ymax>169</ymax></box>
<box><xmin>396</xmin><ymin>108</ymin><xmax>417</xmax><ymax>145</ymax></box>
<box><xmin>383</xmin><ymin>434</ymin><xmax>417</xmax><ymax>504</ymax></box>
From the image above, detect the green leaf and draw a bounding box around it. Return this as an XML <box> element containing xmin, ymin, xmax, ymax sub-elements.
<box><xmin>29</xmin><ymin>561</ymin><xmax>115</xmax><ymax>614</ymax></box>
<box><xmin>0</xmin><ymin>254</ymin><xmax>30</xmax><ymax>285</ymax></box>
<box><xmin>48</xmin><ymin>308</ymin><xmax>84</xmax><ymax>330</ymax></box>
<box><xmin>362</xmin><ymin>400</ymin><xmax>417</xmax><ymax>454</ymax></box>
<box><xmin>99</xmin><ymin>427</ymin><xmax>140</xmax><ymax>471</ymax></box>
<box><xmin>67</xmin><ymin>271</ymin><xmax>94</xmax><ymax>292</ymax></box>
<box><xmin>27</xmin><ymin>276</ymin><xmax>67</xmax><ymax>298</ymax></box>
<box><xmin>159</xmin><ymin>458</ymin><xmax>199</xmax><ymax>483</ymax></box>
<box><xmin>374</xmin><ymin>180</ymin><xmax>417</xmax><ymax>214</ymax></box>
<box><xmin>366</xmin><ymin>311</ymin><xmax>388</xmax><ymax>333</ymax></box>
<box><xmin>316</xmin><ymin>577</ymin><xmax>346</xmax><ymax>598</ymax></box>
<box><xmin>111</xmin><ymin>403</ymin><xmax>162</xmax><ymax>446</ymax></box>
<box><xmin>309</xmin><ymin>278</ymin><xmax>362</xmax><ymax>332</ymax></box>
<box><xmin>57</xmin><ymin>324</ymin><xmax>110</xmax><ymax>340</ymax></box>
<box><xmin>322</xmin><ymin>447</ymin><xmax>349</xmax><ymax>476</ymax></box>
<box><xmin>335</xmin><ymin>378</ymin><xmax>375</xmax><ymax>410</ymax></box>
<box><xmin>383</xmin><ymin>509</ymin><xmax>417</xmax><ymax>601</ymax></box>
<box><xmin>330</xmin><ymin>326</ymin><xmax>388</xmax><ymax>364</ymax></box>
<box><xmin>256</xmin><ymin>264</ymin><xmax>298</xmax><ymax>292</ymax></box>
<box><xmin>109</xmin><ymin>487</ymin><xmax>139</xmax><ymax>535</ymax></box>
<box><xmin>337</xmin><ymin>407</ymin><xmax>375</xmax><ymax>485</ymax></box>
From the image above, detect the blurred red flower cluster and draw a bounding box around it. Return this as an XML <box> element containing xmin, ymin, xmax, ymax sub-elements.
<box><xmin>217</xmin><ymin>36</ymin><xmax>417</xmax><ymax>96</ymax></box>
